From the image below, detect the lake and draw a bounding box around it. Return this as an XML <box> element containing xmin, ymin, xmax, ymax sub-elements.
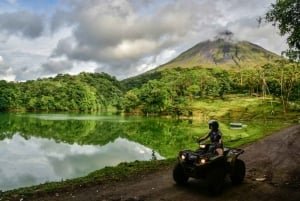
<box><xmin>0</xmin><ymin>112</ymin><xmax>287</xmax><ymax>191</ymax></box>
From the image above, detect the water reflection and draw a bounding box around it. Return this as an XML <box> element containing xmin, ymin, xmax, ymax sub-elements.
<box><xmin>26</xmin><ymin>113</ymin><xmax>136</xmax><ymax>122</ymax></box>
<box><xmin>0</xmin><ymin>134</ymin><xmax>163</xmax><ymax>191</ymax></box>
<box><xmin>0</xmin><ymin>113</ymin><xmax>287</xmax><ymax>191</ymax></box>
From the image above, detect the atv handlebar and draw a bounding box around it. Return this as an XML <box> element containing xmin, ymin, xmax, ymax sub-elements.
<box><xmin>230</xmin><ymin>148</ymin><xmax>244</xmax><ymax>156</ymax></box>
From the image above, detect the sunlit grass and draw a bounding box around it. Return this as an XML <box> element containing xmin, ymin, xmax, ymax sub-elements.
<box><xmin>191</xmin><ymin>94</ymin><xmax>286</xmax><ymax>120</ymax></box>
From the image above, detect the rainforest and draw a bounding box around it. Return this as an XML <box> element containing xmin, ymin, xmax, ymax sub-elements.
<box><xmin>0</xmin><ymin>60</ymin><xmax>299</xmax><ymax>117</ymax></box>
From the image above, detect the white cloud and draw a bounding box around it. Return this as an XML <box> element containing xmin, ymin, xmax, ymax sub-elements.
<box><xmin>108</xmin><ymin>39</ymin><xmax>158</xmax><ymax>59</ymax></box>
<box><xmin>51</xmin><ymin>0</ymin><xmax>196</xmax><ymax>62</ymax></box>
<box><xmin>226</xmin><ymin>17</ymin><xmax>288</xmax><ymax>54</ymax></box>
<box><xmin>0</xmin><ymin>25</ymin><xmax>72</xmax><ymax>81</ymax></box>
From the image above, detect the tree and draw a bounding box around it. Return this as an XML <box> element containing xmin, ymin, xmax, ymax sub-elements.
<box><xmin>122</xmin><ymin>89</ymin><xmax>139</xmax><ymax>113</ymax></box>
<box><xmin>265</xmin><ymin>0</ymin><xmax>300</xmax><ymax>60</ymax></box>
<box><xmin>263</xmin><ymin>61</ymin><xmax>300</xmax><ymax>113</ymax></box>
<box><xmin>138</xmin><ymin>80</ymin><xmax>170</xmax><ymax>115</ymax></box>
<box><xmin>210</xmin><ymin>69</ymin><xmax>232</xmax><ymax>97</ymax></box>
<box><xmin>241</xmin><ymin>68</ymin><xmax>261</xmax><ymax>95</ymax></box>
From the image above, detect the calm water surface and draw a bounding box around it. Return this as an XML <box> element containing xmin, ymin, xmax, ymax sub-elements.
<box><xmin>0</xmin><ymin>112</ymin><xmax>287</xmax><ymax>191</ymax></box>
<box><xmin>0</xmin><ymin>134</ymin><xmax>160</xmax><ymax>191</ymax></box>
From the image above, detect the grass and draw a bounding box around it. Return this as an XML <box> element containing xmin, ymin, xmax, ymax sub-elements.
<box><xmin>221</xmin><ymin>122</ymin><xmax>290</xmax><ymax>148</ymax></box>
<box><xmin>191</xmin><ymin>94</ymin><xmax>290</xmax><ymax>121</ymax></box>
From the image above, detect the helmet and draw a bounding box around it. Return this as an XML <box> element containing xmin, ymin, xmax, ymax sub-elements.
<box><xmin>208</xmin><ymin>120</ymin><xmax>219</xmax><ymax>129</ymax></box>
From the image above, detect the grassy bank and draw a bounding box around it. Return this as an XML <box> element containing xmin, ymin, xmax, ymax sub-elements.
<box><xmin>1</xmin><ymin>159</ymin><xmax>176</xmax><ymax>200</ymax></box>
<box><xmin>191</xmin><ymin>94</ymin><xmax>292</xmax><ymax>120</ymax></box>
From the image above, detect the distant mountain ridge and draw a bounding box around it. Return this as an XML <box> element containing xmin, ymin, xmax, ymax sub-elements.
<box><xmin>121</xmin><ymin>39</ymin><xmax>283</xmax><ymax>91</ymax></box>
<box><xmin>156</xmin><ymin>39</ymin><xmax>282</xmax><ymax>70</ymax></box>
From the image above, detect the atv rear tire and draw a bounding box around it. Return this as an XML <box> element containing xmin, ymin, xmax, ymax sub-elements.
<box><xmin>173</xmin><ymin>163</ymin><xmax>188</xmax><ymax>185</ymax></box>
<box><xmin>230</xmin><ymin>159</ymin><xmax>246</xmax><ymax>185</ymax></box>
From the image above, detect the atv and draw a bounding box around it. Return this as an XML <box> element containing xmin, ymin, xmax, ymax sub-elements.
<box><xmin>173</xmin><ymin>141</ymin><xmax>245</xmax><ymax>194</ymax></box>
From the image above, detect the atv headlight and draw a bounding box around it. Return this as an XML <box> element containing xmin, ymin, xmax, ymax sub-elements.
<box><xmin>200</xmin><ymin>158</ymin><xmax>206</xmax><ymax>164</ymax></box>
<box><xmin>198</xmin><ymin>157</ymin><xmax>208</xmax><ymax>165</ymax></box>
<box><xmin>180</xmin><ymin>154</ymin><xmax>186</xmax><ymax>160</ymax></box>
<box><xmin>199</xmin><ymin>144</ymin><xmax>206</xmax><ymax>149</ymax></box>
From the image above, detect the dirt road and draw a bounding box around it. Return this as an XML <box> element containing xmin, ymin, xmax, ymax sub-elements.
<box><xmin>7</xmin><ymin>125</ymin><xmax>300</xmax><ymax>201</ymax></box>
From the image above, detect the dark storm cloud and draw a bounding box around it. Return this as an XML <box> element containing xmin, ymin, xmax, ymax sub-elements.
<box><xmin>0</xmin><ymin>11</ymin><xmax>44</xmax><ymax>38</ymax></box>
<box><xmin>41</xmin><ymin>59</ymin><xmax>74</xmax><ymax>74</ymax></box>
<box><xmin>0</xmin><ymin>59</ymin><xmax>13</xmax><ymax>80</ymax></box>
<box><xmin>13</xmin><ymin>66</ymin><xmax>38</xmax><ymax>81</ymax></box>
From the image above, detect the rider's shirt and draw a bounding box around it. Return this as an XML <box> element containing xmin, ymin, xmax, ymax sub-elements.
<box><xmin>208</xmin><ymin>130</ymin><xmax>222</xmax><ymax>144</ymax></box>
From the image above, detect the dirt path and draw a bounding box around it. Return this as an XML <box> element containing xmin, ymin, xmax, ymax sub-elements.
<box><xmin>8</xmin><ymin>125</ymin><xmax>300</xmax><ymax>201</ymax></box>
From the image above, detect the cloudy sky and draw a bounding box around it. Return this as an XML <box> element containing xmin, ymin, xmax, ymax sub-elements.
<box><xmin>0</xmin><ymin>0</ymin><xmax>288</xmax><ymax>81</ymax></box>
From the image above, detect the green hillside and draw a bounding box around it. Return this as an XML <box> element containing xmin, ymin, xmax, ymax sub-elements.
<box><xmin>0</xmin><ymin>72</ymin><xmax>123</xmax><ymax>112</ymax></box>
<box><xmin>156</xmin><ymin>39</ymin><xmax>282</xmax><ymax>70</ymax></box>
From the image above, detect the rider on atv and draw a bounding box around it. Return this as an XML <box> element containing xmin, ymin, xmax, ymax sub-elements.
<box><xmin>198</xmin><ymin>120</ymin><xmax>224</xmax><ymax>155</ymax></box>
<box><xmin>173</xmin><ymin>120</ymin><xmax>245</xmax><ymax>193</ymax></box>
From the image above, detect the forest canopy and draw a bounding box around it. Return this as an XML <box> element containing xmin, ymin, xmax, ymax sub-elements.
<box><xmin>0</xmin><ymin>72</ymin><xmax>123</xmax><ymax>112</ymax></box>
<box><xmin>0</xmin><ymin>61</ymin><xmax>299</xmax><ymax>115</ymax></box>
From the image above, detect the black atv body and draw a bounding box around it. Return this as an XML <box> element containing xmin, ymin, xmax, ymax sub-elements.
<box><xmin>173</xmin><ymin>143</ymin><xmax>245</xmax><ymax>194</ymax></box>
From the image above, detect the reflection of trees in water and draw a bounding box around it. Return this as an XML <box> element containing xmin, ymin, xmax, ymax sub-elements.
<box><xmin>0</xmin><ymin>114</ymin><xmax>202</xmax><ymax>157</ymax></box>
<box><xmin>0</xmin><ymin>114</ymin><xmax>288</xmax><ymax>158</ymax></box>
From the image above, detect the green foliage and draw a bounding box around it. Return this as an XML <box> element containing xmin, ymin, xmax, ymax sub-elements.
<box><xmin>0</xmin><ymin>61</ymin><xmax>299</xmax><ymax>115</ymax></box>
<box><xmin>0</xmin><ymin>80</ymin><xmax>22</xmax><ymax>111</ymax></box>
<box><xmin>122</xmin><ymin>89</ymin><xmax>140</xmax><ymax>113</ymax></box>
<box><xmin>138</xmin><ymin>80</ymin><xmax>170</xmax><ymax>114</ymax></box>
<box><xmin>0</xmin><ymin>73</ymin><xmax>123</xmax><ymax>112</ymax></box>
<box><xmin>265</xmin><ymin>0</ymin><xmax>300</xmax><ymax>60</ymax></box>
<box><xmin>122</xmin><ymin>61</ymin><xmax>299</xmax><ymax>115</ymax></box>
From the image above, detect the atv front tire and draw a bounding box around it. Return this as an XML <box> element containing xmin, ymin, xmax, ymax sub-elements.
<box><xmin>173</xmin><ymin>163</ymin><xmax>188</xmax><ymax>185</ymax></box>
<box><xmin>207</xmin><ymin>167</ymin><xmax>225</xmax><ymax>195</ymax></box>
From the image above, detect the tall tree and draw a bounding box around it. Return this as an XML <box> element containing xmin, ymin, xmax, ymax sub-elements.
<box><xmin>265</xmin><ymin>0</ymin><xmax>300</xmax><ymax>60</ymax></box>
<box><xmin>138</xmin><ymin>80</ymin><xmax>170</xmax><ymax>115</ymax></box>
